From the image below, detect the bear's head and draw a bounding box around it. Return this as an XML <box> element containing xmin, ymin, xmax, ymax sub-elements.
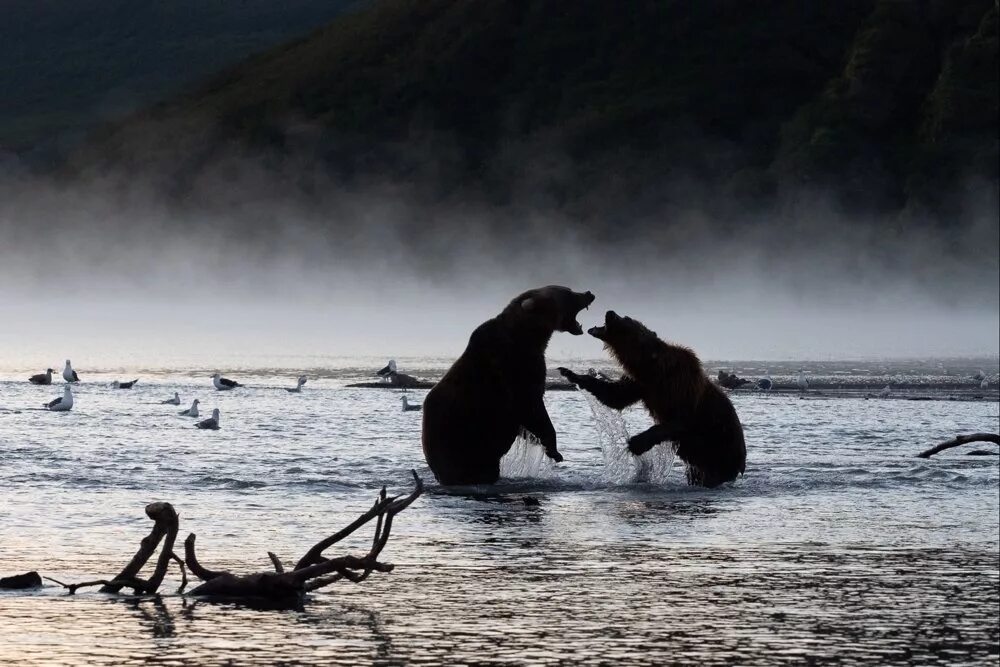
<box><xmin>507</xmin><ymin>286</ymin><xmax>596</xmax><ymax>335</ymax></box>
<box><xmin>588</xmin><ymin>310</ymin><xmax>701</xmax><ymax>383</ymax></box>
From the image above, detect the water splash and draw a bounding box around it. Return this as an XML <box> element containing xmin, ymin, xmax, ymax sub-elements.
<box><xmin>581</xmin><ymin>392</ymin><xmax>676</xmax><ymax>484</ymax></box>
<box><xmin>499</xmin><ymin>432</ymin><xmax>557</xmax><ymax>479</ymax></box>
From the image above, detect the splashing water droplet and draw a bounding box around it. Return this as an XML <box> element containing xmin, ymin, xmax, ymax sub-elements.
<box><xmin>581</xmin><ymin>392</ymin><xmax>676</xmax><ymax>484</ymax></box>
<box><xmin>499</xmin><ymin>431</ymin><xmax>556</xmax><ymax>479</ymax></box>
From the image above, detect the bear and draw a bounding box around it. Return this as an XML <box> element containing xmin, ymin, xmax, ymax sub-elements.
<box><xmin>421</xmin><ymin>285</ymin><xmax>596</xmax><ymax>485</ymax></box>
<box><xmin>559</xmin><ymin>310</ymin><xmax>745</xmax><ymax>487</ymax></box>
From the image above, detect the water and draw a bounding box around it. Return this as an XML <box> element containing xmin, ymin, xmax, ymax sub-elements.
<box><xmin>0</xmin><ymin>358</ymin><xmax>998</xmax><ymax>665</ymax></box>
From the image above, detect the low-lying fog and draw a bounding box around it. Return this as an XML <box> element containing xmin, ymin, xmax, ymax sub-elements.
<box><xmin>1</xmin><ymin>175</ymin><xmax>997</xmax><ymax>369</ymax></box>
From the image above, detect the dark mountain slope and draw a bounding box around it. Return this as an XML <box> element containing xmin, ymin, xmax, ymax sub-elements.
<box><xmin>0</xmin><ymin>0</ymin><xmax>360</xmax><ymax>162</ymax></box>
<box><xmin>70</xmin><ymin>0</ymin><xmax>997</xmax><ymax>225</ymax></box>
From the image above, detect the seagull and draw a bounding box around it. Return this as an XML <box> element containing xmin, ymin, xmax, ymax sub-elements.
<box><xmin>179</xmin><ymin>399</ymin><xmax>200</xmax><ymax>417</ymax></box>
<box><xmin>756</xmin><ymin>375</ymin><xmax>773</xmax><ymax>392</ymax></box>
<box><xmin>879</xmin><ymin>384</ymin><xmax>891</xmax><ymax>398</ymax></box>
<box><xmin>195</xmin><ymin>408</ymin><xmax>220</xmax><ymax>430</ymax></box>
<box><xmin>797</xmin><ymin>370</ymin><xmax>809</xmax><ymax>392</ymax></box>
<box><xmin>981</xmin><ymin>377</ymin><xmax>990</xmax><ymax>389</ymax></box>
<box><xmin>62</xmin><ymin>360</ymin><xmax>79</xmax><ymax>383</ymax></box>
<box><xmin>401</xmin><ymin>395</ymin><xmax>422</xmax><ymax>412</ymax></box>
<box><xmin>44</xmin><ymin>386</ymin><xmax>73</xmax><ymax>411</ymax></box>
<box><xmin>376</xmin><ymin>360</ymin><xmax>397</xmax><ymax>381</ymax></box>
<box><xmin>161</xmin><ymin>392</ymin><xmax>181</xmax><ymax>405</ymax></box>
<box><xmin>113</xmin><ymin>379</ymin><xmax>138</xmax><ymax>389</ymax></box>
<box><xmin>212</xmin><ymin>373</ymin><xmax>241</xmax><ymax>390</ymax></box>
<box><xmin>286</xmin><ymin>375</ymin><xmax>307</xmax><ymax>393</ymax></box>
<box><xmin>29</xmin><ymin>369</ymin><xmax>54</xmax><ymax>385</ymax></box>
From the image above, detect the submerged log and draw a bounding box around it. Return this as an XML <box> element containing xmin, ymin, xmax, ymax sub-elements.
<box><xmin>916</xmin><ymin>433</ymin><xmax>1000</xmax><ymax>458</ymax></box>
<box><xmin>346</xmin><ymin>379</ymin><xmax>577</xmax><ymax>391</ymax></box>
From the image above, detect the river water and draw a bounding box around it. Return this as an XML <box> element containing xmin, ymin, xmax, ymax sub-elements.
<box><xmin>0</xmin><ymin>357</ymin><xmax>997</xmax><ymax>665</ymax></box>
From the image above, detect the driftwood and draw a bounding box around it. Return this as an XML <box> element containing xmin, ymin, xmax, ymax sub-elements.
<box><xmin>44</xmin><ymin>502</ymin><xmax>183</xmax><ymax>595</ymax></box>
<box><xmin>916</xmin><ymin>433</ymin><xmax>1000</xmax><ymax>458</ymax></box>
<box><xmin>185</xmin><ymin>470</ymin><xmax>423</xmax><ymax>600</ymax></box>
<box><xmin>32</xmin><ymin>471</ymin><xmax>422</xmax><ymax>605</ymax></box>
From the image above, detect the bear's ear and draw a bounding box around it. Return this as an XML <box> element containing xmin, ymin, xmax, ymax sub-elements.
<box><xmin>521</xmin><ymin>297</ymin><xmax>537</xmax><ymax>312</ymax></box>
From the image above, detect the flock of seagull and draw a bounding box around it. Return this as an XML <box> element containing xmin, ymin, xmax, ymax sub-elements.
<box><xmin>26</xmin><ymin>360</ymin><xmax>420</xmax><ymax>427</ymax></box>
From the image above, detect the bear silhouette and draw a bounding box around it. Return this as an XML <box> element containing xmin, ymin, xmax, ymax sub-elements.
<box><xmin>560</xmin><ymin>310</ymin><xmax>745</xmax><ymax>487</ymax></box>
<box><xmin>422</xmin><ymin>286</ymin><xmax>595</xmax><ymax>485</ymax></box>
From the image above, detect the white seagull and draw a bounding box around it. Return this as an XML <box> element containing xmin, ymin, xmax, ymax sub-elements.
<box><xmin>286</xmin><ymin>375</ymin><xmax>308</xmax><ymax>393</ymax></box>
<box><xmin>797</xmin><ymin>370</ymin><xmax>809</xmax><ymax>392</ymax></box>
<box><xmin>179</xmin><ymin>399</ymin><xmax>200</xmax><ymax>417</ymax></box>
<box><xmin>376</xmin><ymin>360</ymin><xmax>397</xmax><ymax>381</ymax></box>
<box><xmin>44</xmin><ymin>386</ymin><xmax>73</xmax><ymax>412</ymax></box>
<box><xmin>879</xmin><ymin>384</ymin><xmax>892</xmax><ymax>398</ymax></box>
<box><xmin>29</xmin><ymin>368</ymin><xmax>54</xmax><ymax>385</ymax></box>
<box><xmin>401</xmin><ymin>395</ymin><xmax>422</xmax><ymax>412</ymax></box>
<box><xmin>113</xmin><ymin>379</ymin><xmax>138</xmax><ymax>389</ymax></box>
<box><xmin>196</xmin><ymin>408</ymin><xmax>220</xmax><ymax>430</ymax></box>
<box><xmin>161</xmin><ymin>392</ymin><xmax>181</xmax><ymax>405</ymax></box>
<box><xmin>212</xmin><ymin>373</ymin><xmax>242</xmax><ymax>390</ymax></box>
<box><xmin>63</xmin><ymin>360</ymin><xmax>80</xmax><ymax>383</ymax></box>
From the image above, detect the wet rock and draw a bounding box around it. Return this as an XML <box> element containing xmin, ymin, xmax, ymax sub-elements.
<box><xmin>0</xmin><ymin>571</ymin><xmax>42</xmax><ymax>589</ymax></box>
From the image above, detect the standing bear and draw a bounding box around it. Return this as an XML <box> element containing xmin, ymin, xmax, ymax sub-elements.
<box><xmin>559</xmin><ymin>310</ymin><xmax>745</xmax><ymax>487</ymax></box>
<box><xmin>422</xmin><ymin>286</ymin><xmax>596</xmax><ymax>485</ymax></box>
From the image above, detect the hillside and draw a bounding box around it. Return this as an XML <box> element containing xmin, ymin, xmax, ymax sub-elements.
<box><xmin>68</xmin><ymin>0</ymin><xmax>998</xmax><ymax>225</ymax></box>
<box><xmin>0</xmin><ymin>0</ymin><xmax>360</xmax><ymax>163</ymax></box>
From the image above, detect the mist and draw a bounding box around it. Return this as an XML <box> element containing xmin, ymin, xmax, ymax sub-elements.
<box><xmin>1</xmin><ymin>167</ymin><xmax>997</xmax><ymax>369</ymax></box>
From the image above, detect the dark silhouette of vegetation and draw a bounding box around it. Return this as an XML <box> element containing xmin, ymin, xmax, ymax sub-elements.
<box><xmin>59</xmin><ymin>0</ymin><xmax>997</xmax><ymax>225</ymax></box>
<box><xmin>0</xmin><ymin>0</ymin><xmax>360</xmax><ymax>162</ymax></box>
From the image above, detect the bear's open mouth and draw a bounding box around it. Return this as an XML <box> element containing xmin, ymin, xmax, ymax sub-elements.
<box><xmin>588</xmin><ymin>310</ymin><xmax>618</xmax><ymax>340</ymax></box>
<box><xmin>563</xmin><ymin>290</ymin><xmax>596</xmax><ymax>335</ymax></box>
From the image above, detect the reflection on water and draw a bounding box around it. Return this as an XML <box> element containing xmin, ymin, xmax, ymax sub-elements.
<box><xmin>0</xmin><ymin>361</ymin><xmax>997</xmax><ymax>664</ymax></box>
<box><xmin>2</xmin><ymin>546</ymin><xmax>996</xmax><ymax>665</ymax></box>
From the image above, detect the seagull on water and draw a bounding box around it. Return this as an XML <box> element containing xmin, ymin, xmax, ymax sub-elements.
<box><xmin>179</xmin><ymin>399</ymin><xmax>200</xmax><ymax>417</ymax></box>
<box><xmin>401</xmin><ymin>395</ymin><xmax>422</xmax><ymax>412</ymax></box>
<box><xmin>376</xmin><ymin>360</ymin><xmax>397</xmax><ymax>381</ymax></box>
<box><xmin>212</xmin><ymin>373</ymin><xmax>241</xmax><ymax>390</ymax></box>
<box><xmin>196</xmin><ymin>408</ymin><xmax>220</xmax><ymax>430</ymax></box>
<box><xmin>797</xmin><ymin>370</ymin><xmax>809</xmax><ymax>392</ymax></box>
<box><xmin>161</xmin><ymin>392</ymin><xmax>181</xmax><ymax>405</ymax></box>
<box><xmin>286</xmin><ymin>375</ymin><xmax>308</xmax><ymax>393</ymax></box>
<box><xmin>29</xmin><ymin>368</ymin><xmax>54</xmax><ymax>385</ymax></box>
<box><xmin>879</xmin><ymin>384</ymin><xmax>892</xmax><ymax>398</ymax></box>
<box><xmin>44</xmin><ymin>386</ymin><xmax>73</xmax><ymax>412</ymax></box>
<box><xmin>113</xmin><ymin>379</ymin><xmax>138</xmax><ymax>389</ymax></box>
<box><xmin>62</xmin><ymin>360</ymin><xmax>79</xmax><ymax>383</ymax></box>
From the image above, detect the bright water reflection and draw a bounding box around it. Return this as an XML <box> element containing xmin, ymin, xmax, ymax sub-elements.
<box><xmin>0</xmin><ymin>359</ymin><xmax>997</xmax><ymax>665</ymax></box>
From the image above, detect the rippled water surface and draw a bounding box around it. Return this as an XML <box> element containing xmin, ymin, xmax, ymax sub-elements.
<box><xmin>1</xmin><ymin>358</ymin><xmax>998</xmax><ymax>665</ymax></box>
